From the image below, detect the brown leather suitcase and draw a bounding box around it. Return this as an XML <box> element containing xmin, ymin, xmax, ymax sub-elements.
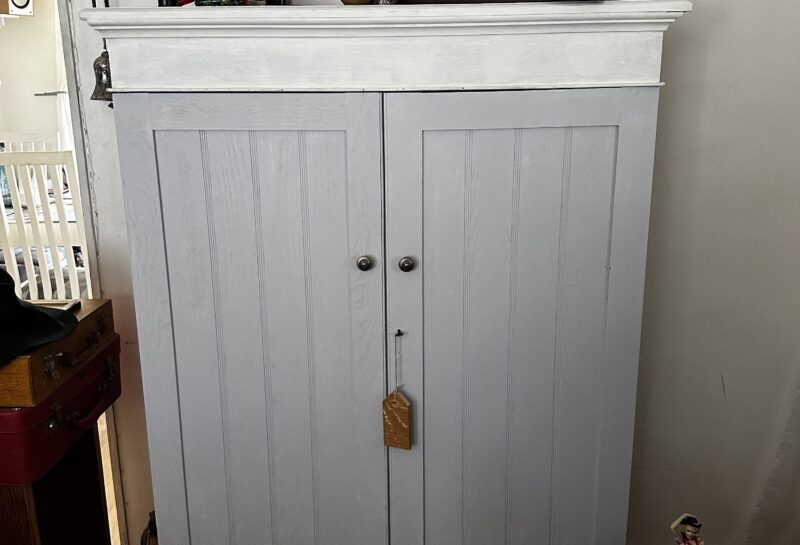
<box><xmin>0</xmin><ymin>299</ymin><xmax>114</xmax><ymax>407</ymax></box>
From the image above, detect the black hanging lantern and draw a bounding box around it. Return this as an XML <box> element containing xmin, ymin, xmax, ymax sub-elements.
<box><xmin>90</xmin><ymin>41</ymin><xmax>113</xmax><ymax>107</ymax></box>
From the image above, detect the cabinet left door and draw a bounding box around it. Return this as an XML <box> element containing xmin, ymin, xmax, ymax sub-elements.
<box><xmin>114</xmin><ymin>93</ymin><xmax>388</xmax><ymax>545</ymax></box>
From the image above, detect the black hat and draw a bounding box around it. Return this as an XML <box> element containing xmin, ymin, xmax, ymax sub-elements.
<box><xmin>0</xmin><ymin>267</ymin><xmax>78</xmax><ymax>365</ymax></box>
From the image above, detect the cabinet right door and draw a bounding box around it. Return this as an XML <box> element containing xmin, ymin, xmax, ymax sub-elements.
<box><xmin>384</xmin><ymin>88</ymin><xmax>660</xmax><ymax>545</ymax></box>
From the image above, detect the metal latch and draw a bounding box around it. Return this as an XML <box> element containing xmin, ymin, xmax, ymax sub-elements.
<box><xmin>44</xmin><ymin>353</ymin><xmax>62</xmax><ymax>380</ymax></box>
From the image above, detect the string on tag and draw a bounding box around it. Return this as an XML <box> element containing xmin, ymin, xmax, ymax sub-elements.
<box><xmin>384</xmin><ymin>328</ymin><xmax>411</xmax><ymax>450</ymax></box>
<box><xmin>394</xmin><ymin>329</ymin><xmax>403</xmax><ymax>389</ymax></box>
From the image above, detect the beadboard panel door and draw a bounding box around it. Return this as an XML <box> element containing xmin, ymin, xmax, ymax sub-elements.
<box><xmin>384</xmin><ymin>88</ymin><xmax>660</xmax><ymax>545</ymax></box>
<box><xmin>115</xmin><ymin>93</ymin><xmax>387</xmax><ymax>545</ymax></box>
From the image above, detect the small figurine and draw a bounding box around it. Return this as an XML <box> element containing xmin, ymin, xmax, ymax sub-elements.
<box><xmin>671</xmin><ymin>513</ymin><xmax>704</xmax><ymax>545</ymax></box>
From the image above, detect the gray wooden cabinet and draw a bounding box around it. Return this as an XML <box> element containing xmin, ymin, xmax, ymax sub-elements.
<box><xmin>114</xmin><ymin>87</ymin><xmax>658</xmax><ymax>545</ymax></box>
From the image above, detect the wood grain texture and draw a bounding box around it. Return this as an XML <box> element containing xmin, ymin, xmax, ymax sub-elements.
<box><xmin>0</xmin><ymin>486</ymin><xmax>40</xmax><ymax>545</ymax></box>
<box><xmin>0</xmin><ymin>374</ymin><xmax>34</xmax><ymax>406</ymax></box>
<box><xmin>384</xmin><ymin>88</ymin><xmax>660</xmax><ymax>545</ymax></box>
<box><xmin>383</xmin><ymin>389</ymin><xmax>412</xmax><ymax>450</ymax></box>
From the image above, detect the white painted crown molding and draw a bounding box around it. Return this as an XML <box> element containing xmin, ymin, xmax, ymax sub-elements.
<box><xmin>82</xmin><ymin>1</ymin><xmax>692</xmax><ymax>92</ymax></box>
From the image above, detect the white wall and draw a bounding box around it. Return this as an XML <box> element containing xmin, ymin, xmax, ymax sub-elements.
<box><xmin>63</xmin><ymin>1</ymin><xmax>800</xmax><ymax>543</ymax></box>
<box><xmin>0</xmin><ymin>0</ymin><xmax>59</xmax><ymax>136</ymax></box>
<box><xmin>629</xmin><ymin>1</ymin><xmax>800</xmax><ymax>544</ymax></box>
<box><xmin>60</xmin><ymin>0</ymin><xmax>154</xmax><ymax>540</ymax></box>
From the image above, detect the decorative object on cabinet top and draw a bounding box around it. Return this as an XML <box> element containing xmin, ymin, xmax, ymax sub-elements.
<box><xmin>81</xmin><ymin>1</ymin><xmax>691</xmax><ymax>93</ymax></box>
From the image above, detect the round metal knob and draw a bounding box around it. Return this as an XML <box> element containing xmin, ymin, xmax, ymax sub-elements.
<box><xmin>398</xmin><ymin>256</ymin><xmax>416</xmax><ymax>272</ymax></box>
<box><xmin>356</xmin><ymin>256</ymin><xmax>374</xmax><ymax>271</ymax></box>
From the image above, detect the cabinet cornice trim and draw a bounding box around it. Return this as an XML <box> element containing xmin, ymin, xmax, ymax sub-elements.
<box><xmin>82</xmin><ymin>2</ymin><xmax>692</xmax><ymax>35</ymax></box>
<box><xmin>81</xmin><ymin>2</ymin><xmax>691</xmax><ymax>92</ymax></box>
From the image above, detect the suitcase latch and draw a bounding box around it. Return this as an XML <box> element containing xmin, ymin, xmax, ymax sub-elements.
<box><xmin>45</xmin><ymin>404</ymin><xmax>62</xmax><ymax>435</ymax></box>
<box><xmin>107</xmin><ymin>356</ymin><xmax>119</xmax><ymax>379</ymax></box>
<box><xmin>44</xmin><ymin>353</ymin><xmax>62</xmax><ymax>380</ymax></box>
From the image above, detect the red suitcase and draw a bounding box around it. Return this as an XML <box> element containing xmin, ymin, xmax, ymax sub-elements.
<box><xmin>0</xmin><ymin>335</ymin><xmax>121</xmax><ymax>485</ymax></box>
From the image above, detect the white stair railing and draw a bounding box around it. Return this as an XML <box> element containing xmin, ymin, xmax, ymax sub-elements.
<box><xmin>0</xmin><ymin>132</ymin><xmax>61</xmax><ymax>152</ymax></box>
<box><xmin>0</xmin><ymin>151</ymin><xmax>92</xmax><ymax>300</ymax></box>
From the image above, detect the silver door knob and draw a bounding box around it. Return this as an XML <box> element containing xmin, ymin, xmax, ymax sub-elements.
<box><xmin>356</xmin><ymin>256</ymin><xmax>374</xmax><ymax>271</ymax></box>
<box><xmin>398</xmin><ymin>256</ymin><xmax>416</xmax><ymax>272</ymax></box>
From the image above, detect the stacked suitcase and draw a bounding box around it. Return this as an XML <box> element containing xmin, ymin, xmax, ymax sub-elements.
<box><xmin>0</xmin><ymin>300</ymin><xmax>120</xmax><ymax>544</ymax></box>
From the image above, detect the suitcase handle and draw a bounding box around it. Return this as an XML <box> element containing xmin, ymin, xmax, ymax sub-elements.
<box><xmin>67</xmin><ymin>356</ymin><xmax>120</xmax><ymax>431</ymax></box>
<box><xmin>63</xmin><ymin>331</ymin><xmax>102</xmax><ymax>368</ymax></box>
<box><xmin>60</xmin><ymin>316</ymin><xmax>111</xmax><ymax>369</ymax></box>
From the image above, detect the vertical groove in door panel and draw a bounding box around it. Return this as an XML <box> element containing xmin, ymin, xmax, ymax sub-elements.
<box><xmin>422</xmin><ymin>130</ymin><xmax>467</xmax><ymax>545</ymax></box>
<box><xmin>297</xmin><ymin>131</ymin><xmax>321</xmax><ymax>545</ymax></box>
<box><xmin>304</xmin><ymin>131</ymin><xmax>349</xmax><ymax>545</ymax></box>
<box><xmin>157</xmin><ymin>130</ymin><xmax>231</xmax><ymax>545</ymax></box>
<box><xmin>460</xmin><ymin>130</ymin><xmax>472</xmax><ymax>545</ymax></box>
<box><xmin>201</xmin><ymin>131</ymin><xmax>236</xmax><ymax>545</ymax></box>
<box><xmin>250</xmin><ymin>131</ymin><xmax>278</xmax><ymax>545</ymax></box>
<box><xmin>422</xmin><ymin>128</ymin><xmax>519</xmax><ymax>545</ymax></box>
<box><xmin>254</xmin><ymin>131</ymin><xmax>315</xmax><ymax>545</ymax></box>
<box><xmin>509</xmin><ymin>128</ymin><xmax>565</xmax><ymax>545</ymax></box>
<box><xmin>462</xmin><ymin>129</ymin><xmax>516</xmax><ymax>545</ymax></box>
<box><xmin>593</xmin><ymin>127</ymin><xmax>620</xmax><ymax>543</ymax></box>
<box><xmin>550</xmin><ymin>127</ymin><xmax>572</xmax><ymax>545</ymax></box>
<box><xmin>551</xmin><ymin>126</ymin><xmax>618</xmax><ymax>545</ymax></box>
<box><xmin>205</xmin><ymin>131</ymin><xmax>273</xmax><ymax>545</ymax></box>
<box><xmin>504</xmin><ymin>129</ymin><xmax>522</xmax><ymax>545</ymax></box>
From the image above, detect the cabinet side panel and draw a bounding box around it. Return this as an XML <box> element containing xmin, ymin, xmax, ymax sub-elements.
<box><xmin>113</xmin><ymin>93</ymin><xmax>191</xmax><ymax>545</ymax></box>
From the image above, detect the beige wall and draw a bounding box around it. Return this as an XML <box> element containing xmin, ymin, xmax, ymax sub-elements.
<box><xmin>62</xmin><ymin>1</ymin><xmax>800</xmax><ymax>543</ymax></box>
<box><xmin>629</xmin><ymin>1</ymin><xmax>800</xmax><ymax>544</ymax></box>
<box><xmin>0</xmin><ymin>0</ymin><xmax>59</xmax><ymax>136</ymax></box>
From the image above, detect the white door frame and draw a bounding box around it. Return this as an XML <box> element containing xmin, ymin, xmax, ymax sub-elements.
<box><xmin>55</xmin><ymin>2</ymin><xmax>128</xmax><ymax>544</ymax></box>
